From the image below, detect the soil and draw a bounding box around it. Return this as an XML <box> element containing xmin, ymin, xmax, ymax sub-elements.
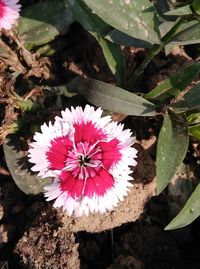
<box><xmin>1</xmin><ymin>18</ymin><xmax>200</xmax><ymax>269</ymax></box>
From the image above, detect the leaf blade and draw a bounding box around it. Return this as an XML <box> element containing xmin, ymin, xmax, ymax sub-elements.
<box><xmin>79</xmin><ymin>78</ymin><xmax>156</xmax><ymax>116</ymax></box>
<box><xmin>3</xmin><ymin>136</ymin><xmax>51</xmax><ymax>195</ymax></box>
<box><xmin>106</xmin><ymin>29</ymin><xmax>152</xmax><ymax>48</ymax></box>
<box><xmin>82</xmin><ymin>0</ymin><xmax>160</xmax><ymax>44</ymax></box>
<box><xmin>171</xmin><ymin>82</ymin><xmax>200</xmax><ymax>113</ymax></box>
<box><xmin>170</xmin><ymin>20</ymin><xmax>200</xmax><ymax>46</ymax></box>
<box><xmin>18</xmin><ymin>0</ymin><xmax>74</xmax><ymax>48</ymax></box>
<box><xmin>165</xmin><ymin>183</ymin><xmax>200</xmax><ymax>230</ymax></box>
<box><xmin>97</xmin><ymin>37</ymin><xmax>124</xmax><ymax>86</ymax></box>
<box><xmin>67</xmin><ymin>0</ymin><xmax>124</xmax><ymax>85</ymax></box>
<box><xmin>144</xmin><ymin>63</ymin><xmax>200</xmax><ymax>101</ymax></box>
<box><xmin>156</xmin><ymin>113</ymin><xmax>189</xmax><ymax>194</ymax></box>
<box><xmin>189</xmin><ymin>124</ymin><xmax>200</xmax><ymax>141</ymax></box>
<box><xmin>164</xmin><ymin>5</ymin><xmax>192</xmax><ymax>16</ymax></box>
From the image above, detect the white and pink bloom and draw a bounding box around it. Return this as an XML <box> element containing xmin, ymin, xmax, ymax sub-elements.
<box><xmin>28</xmin><ymin>105</ymin><xmax>138</xmax><ymax>217</ymax></box>
<box><xmin>0</xmin><ymin>0</ymin><xmax>21</xmax><ymax>30</ymax></box>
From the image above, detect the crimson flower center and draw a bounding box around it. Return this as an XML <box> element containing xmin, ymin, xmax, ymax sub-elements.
<box><xmin>65</xmin><ymin>141</ymin><xmax>102</xmax><ymax>180</ymax></box>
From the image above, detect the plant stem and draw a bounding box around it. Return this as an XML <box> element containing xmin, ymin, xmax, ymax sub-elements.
<box><xmin>127</xmin><ymin>17</ymin><xmax>185</xmax><ymax>91</ymax></box>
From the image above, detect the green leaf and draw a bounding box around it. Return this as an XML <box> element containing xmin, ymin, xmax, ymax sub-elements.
<box><xmin>159</xmin><ymin>20</ymin><xmax>179</xmax><ymax>38</ymax></box>
<box><xmin>67</xmin><ymin>0</ymin><xmax>124</xmax><ymax>85</ymax></box>
<box><xmin>188</xmin><ymin>112</ymin><xmax>200</xmax><ymax>125</ymax></box>
<box><xmin>192</xmin><ymin>0</ymin><xmax>200</xmax><ymax>16</ymax></box>
<box><xmin>164</xmin><ymin>5</ymin><xmax>192</xmax><ymax>16</ymax></box>
<box><xmin>165</xmin><ymin>183</ymin><xmax>200</xmax><ymax>230</ymax></box>
<box><xmin>18</xmin><ymin>0</ymin><xmax>74</xmax><ymax>49</ymax></box>
<box><xmin>144</xmin><ymin>63</ymin><xmax>200</xmax><ymax>101</ymax></box>
<box><xmin>36</xmin><ymin>37</ymin><xmax>69</xmax><ymax>56</ymax></box>
<box><xmin>106</xmin><ymin>29</ymin><xmax>152</xmax><ymax>48</ymax></box>
<box><xmin>156</xmin><ymin>112</ymin><xmax>189</xmax><ymax>194</ymax></box>
<box><xmin>170</xmin><ymin>20</ymin><xmax>200</xmax><ymax>46</ymax></box>
<box><xmin>97</xmin><ymin>38</ymin><xmax>124</xmax><ymax>86</ymax></box>
<box><xmin>189</xmin><ymin>123</ymin><xmax>200</xmax><ymax>141</ymax></box>
<box><xmin>184</xmin><ymin>83</ymin><xmax>200</xmax><ymax>110</ymax></box>
<box><xmin>171</xmin><ymin>82</ymin><xmax>200</xmax><ymax>113</ymax></box>
<box><xmin>18</xmin><ymin>99</ymin><xmax>35</xmax><ymax>112</ymax></box>
<box><xmin>3</xmin><ymin>136</ymin><xmax>51</xmax><ymax>195</ymax></box>
<box><xmin>82</xmin><ymin>0</ymin><xmax>160</xmax><ymax>44</ymax></box>
<box><xmin>67</xmin><ymin>0</ymin><xmax>111</xmax><ymax>36</ymax></box>
<box><xmin>79</xmin><ymin>78</ymin><xmax>156</xmax><ymax>116</ymax></box>
<box><xmin>44</xmin><ymin>77</ymin><xmax>80</xmax><ymax>97</ymax></box>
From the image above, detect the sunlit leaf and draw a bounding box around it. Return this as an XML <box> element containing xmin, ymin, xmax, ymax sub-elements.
<box><xmin>187</xmin><ymin>112</ymin><xmax>200</xmax><ymax>125</ymax></box>
<box><xmin>189</xmin><ymin>124</ymin><xmax>200</xmax><ymax>141</ymax></box>
<box><xmin>144</xmin><ymin>63</ymin><xmax>200</xmax><ymax>101</ymax></box>
<box><xmin>18</xmin><ymin>0</ymin><xmax>74</xmax><ymax>49</ymax></box>
<box><xmin>79</xmin><ymin>78</ymin><xmax>156</xmax><ymax>116</ymax></box>
<box><xmin>82</xmin><ymin>0</ymin><xmax>160</xmax><ymax>44</ymax></box>
<box><xmin>170</xmin><ymin>20</ymin><xmax>200</xmax><ymax>45</ymax></box>
<box><xmin>156</xmin><ymin>112</ymin><xmax>189</xmax><ymax>194</ymax></box>
<box><xmin>164</xmin><ymin>5</ymin><xmax>192</xmax><ymax>16</ymax></box>
<box><xmin>159</xmin><ymin>20</ymin><xmax>178</xmax><ymax>37</ymax></box>
<box><xmin>165</xmin><ymin>183</ymin><xmax>200</xmax><ymax>230</ymax></box>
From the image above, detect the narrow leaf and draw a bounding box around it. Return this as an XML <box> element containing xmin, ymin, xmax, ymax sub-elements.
<box><xmin>189</xmin><ymin>124</ymin><xmax>200</xmax><ymax>141</ymax></box>
<box><xmin>192</xmin><ymin>0</ymin><xmax>200</xmax><ymax>16</ymax></box>
<box><xmin>106</xmin><ymin>29</ymin><xmax>152</xmax><ymax>48</ymax></box>
<box><xmin>188</xmin><ymin>112</ymin><xmax>200</xmax><ymax>125</ymax></box>
<box><xmin>171</xmin><ymin>82</ymin><xmax>200</xmax><ymax>113</ymax></box>
<box><xmin>82</xmin><ymin>0</ymin><xmax>160</xmax><ymax>44</ymax></box>
<box><xmin>165</xmin><ymin>183</ymin><xmax>200</xmax><ymax>230</ymax></box>
<box><xmin>144</xmin><ymin>63</ymin><xmax>200</xmax><ymax>101</ymax></box>
<box><xmin>79</xmin><ymin>78</ymin><xmax>156</xmax><ymax>116</ymax></box>
<box><xmin>164</xmin><ymin>5</ymin><xmax>192</xmax><ymax>16</ymax></box>
<box><xmin>66</xmin><ymin>0</ymin><xmax>111</xmax><ymax>36</ymax></box>
<box><xmin>184</xmin><ymin>83</ymin><xmax>200</xmax><ymax>110</ymax></box>
<box><xmin>156</xmin><ymin>113</ymin><xmax>189</xmax><ymax>194</ymax></box>
<box><xmin>67</xmin><ymin>0</ymin><xmax>124</xmax><ymax>85</ymax></box>
<box><xmin>170</xmin><ymin>20</ymin><xmax>200</xmax><ymax>46</ymax></box>
<box><xmin>18</xmin><ymin>0</ymin><xmax>74</xmax><ymax>49</ymax></box>
<box><xmin>44</xmin><ymin>77</ymin><xmax>80</xmax><ymax>97</ymax></box>
<box><xmin>97</xmin><ymin>37</ymin><xmax>124</xmax><ymax>86</ymax></box>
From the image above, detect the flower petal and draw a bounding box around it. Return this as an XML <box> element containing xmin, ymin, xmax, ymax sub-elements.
<box><xmin>0</xmin><ymin>0</ymin><xmax>21</xmax><ymax>30</ymax></box>
<box><xmin>99</xmin><ymin>138</ymin><xmax>122</xmax><ymax>170</ymax></box>
<box><xmin>46</xmin><ymin>136</ymin><xmax>73</xmax><ymax>170</ymax></box>
<box><xmin>73</xmin><ymin>121</ymin><xmax>106</xmax><ymax>144</ymax></box>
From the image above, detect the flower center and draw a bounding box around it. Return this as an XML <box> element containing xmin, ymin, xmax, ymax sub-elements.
<box><xmin>65</xmin><ymin>141</ymin><xmax>102</xmax><ymax>180</ymax></box>
<box><xmin>79</xmin><ymin>155</ymin><xmax>91</xmax><ymax>166</ymax></box>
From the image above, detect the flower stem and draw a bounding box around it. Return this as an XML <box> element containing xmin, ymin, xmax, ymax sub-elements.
<box><xmin>127</xmin><ymin>17</ymin><xmax>185</xmax><ymax>91</ymax></box>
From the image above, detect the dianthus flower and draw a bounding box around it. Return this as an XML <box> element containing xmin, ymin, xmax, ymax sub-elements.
<box><xmin>28</xmin><ymin>105</ymin><xmax>138</xmax><ymax>217</ymax></box>
<box><xmin>0</xmin><ymin>0</ymin><xmax>21</xmax><ymax>30</ymax></box>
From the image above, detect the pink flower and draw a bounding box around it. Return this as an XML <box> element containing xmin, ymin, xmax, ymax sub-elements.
<box><xmin>28</xmin><ymin>105</ymin><xmax>138</xmax><ymax>217</ymax></box>
<box><xmin>0</xmin><ymin>0</ymin><xmax>21</xmax><ymax>30</ymax></box>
